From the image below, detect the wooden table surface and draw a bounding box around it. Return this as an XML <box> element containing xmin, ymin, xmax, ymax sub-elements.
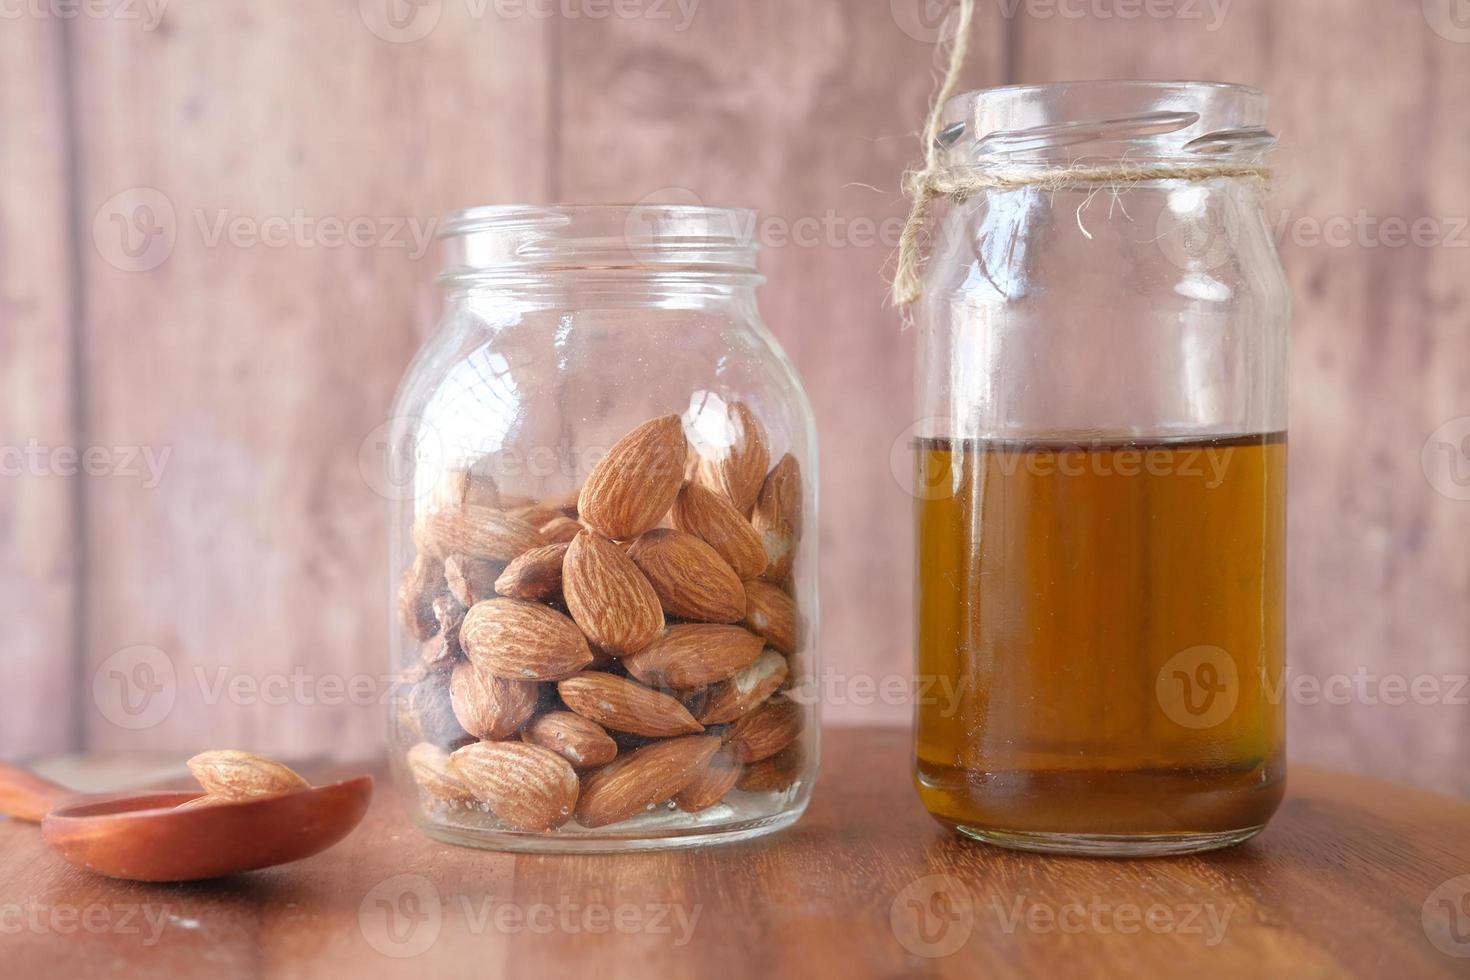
<box><xmin>3</xmin><ymin>728</ymin><xmax>1469</xmax><ymax>979</ymax></box>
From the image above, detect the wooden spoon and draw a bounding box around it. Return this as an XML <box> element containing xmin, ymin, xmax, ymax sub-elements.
<box><xmin>0</xmin><ymin>761</ymin><xmax>372</xmax><ymax>882</ymax></box>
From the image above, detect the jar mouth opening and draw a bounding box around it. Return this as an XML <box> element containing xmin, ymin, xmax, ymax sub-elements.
<box><xmin>437</xmin><ymin>204</ymin><xmax>762</xmax><ymax>283</ymax></box>
<box><xmin>939</xmin><ymin>80</ymin><xmax>1275</xmax><ymax>169</ymax></box>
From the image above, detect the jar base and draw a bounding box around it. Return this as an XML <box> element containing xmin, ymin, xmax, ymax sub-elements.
<box><xmin>950</xmin><ymin>824</ymin><xmax>1266</xmax><ymax>857</ymax></box>
<box><xmin>411</xmin><ymin>805</ymin><xmax>807</xmax><ymax>854</ymax></box>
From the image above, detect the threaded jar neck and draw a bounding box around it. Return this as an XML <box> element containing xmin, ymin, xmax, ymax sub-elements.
<box><xmin>437</xmin><ymin>204</ymin><xmax>762</xmax><ymax>288</ymax></box>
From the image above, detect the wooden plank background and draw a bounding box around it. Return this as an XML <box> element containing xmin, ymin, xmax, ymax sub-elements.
<box><xmin>2</xmin><ymin>0</ymin><xmax>1467</xmax><ymax>794</ymax></box>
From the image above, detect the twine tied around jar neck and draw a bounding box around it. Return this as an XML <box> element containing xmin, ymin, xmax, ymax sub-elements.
<box><xmin>891</xmin><ymin>0</ymin><xmax>1273</xmax><ymax>308</ymax></box>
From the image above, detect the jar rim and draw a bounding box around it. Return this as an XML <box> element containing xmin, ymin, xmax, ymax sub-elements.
<box><xmin>435</xmin><ymin>204</ymin><xmax>762</xmax><ymax>283</ymax></box>
<box><xmin>438</xmin><ymin>203</ymin><xmax>758</xmax><ymax>240</ymax></box>
<box><xmin>939</xmin><ymin>79</ymin><xmax>1274</xmax><ymax>167</ymax></box>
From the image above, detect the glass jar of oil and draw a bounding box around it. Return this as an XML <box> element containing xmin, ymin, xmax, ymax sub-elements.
<box><xmin>910</xmin><ymin>82</ymin><xmax>1288</xmax><ymax>856</ymax></box>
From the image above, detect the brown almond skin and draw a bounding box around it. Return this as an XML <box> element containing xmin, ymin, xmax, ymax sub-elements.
<box><xmin>508</xmin><ymin>503</ymin><xmax>566</xmax><ymax>528</ymax></box>
<box><xmin>736</xmin><ymin>743</ymin><xmax>803</xmax><ymax>793</ymax></box>
<box><xmin>445</xmin><ymin>554</ymin><xmax>502</xmax><ymax>607</ymax></box>
<box><xmin>741</xmin><ymin>579</ymin><xmax>798</xmax><ymax>654</ymax></box>
<box><xmin>460</xmin><ymin>597</ymin><xmax>594</xmax><ymax>681</ymax></box>
<box><xmin>563</xmin><ymin>530</ymin><xmax>665</xmax><ymax>656</ymax></box>
<box><xmin>539</xmin><ymin>516</ymin><xmax>584</xmax><ymax>544</ymax></box>
<box><xmin>726</xmin><ymin>698</ymin><xmax>803</xmax><ymax>764</ymax></box>
<box><xmin>449</xmin><ymin>659</ymin><xmax>540</xmax><ymax>739</ymax></box>
<box><xmin>419</xmin><ymin>636</ymin><xmax>455</xmax><ymax>670</ymax></box>
<box><xmin>449</xmin><ymin>741</ymin><xmax>580</xmax><ymax>832</ymax></box>
<box><xmin>404</xmin><ymin>668</ymin><xmax>475</xmax><ymax>749</ymax></box>
<box><xmin>186</xmin><ymin>751</ymin><xmax>309</xmax><ymax>800</ymax></box>
<box><xmin>557</xmin><ymin>672</ymin><xmax>703</xmax><ymax>736</ymax></box>
<box><xmin>576</xmin><ymin>735</ymin><xmax>721</xmax><ymax>828</ymax></box>
<box><xmin>398</xmin><ymin>554</ymin><xmax>445</xmax><ymax>641</ymax></box>
<box><xmin>751</xmin><ymin>454</ymin><xmax>801</xmax><ymax>582</ymax></box>
<box><xmin>675</xmin><ymin>745</ymin><xmax>743</xmax><ymax>812</ymax></box>
<box><xmin>698</xmin><ymin>648</ymin><xmax>789</xmax><ymax>724</ymax></box>
<box><xmin>431</xmin><ymin>468</ymin><xmax>501</xmax><ymax>511</ymax></box>
<box><xmin>578</xmin><ymin>415</ymin><xmax>689</xmax><ymax>540</ymax></box>
<box><xmin>407</xmin><ymin>742</ymin><xmax>476</xmax><ymax>803</ymax></box>
<box><xmin>622</xmin><ymin>624</ymin><xmax>764</xmax><ymax>691</ymax></box>
<box><xmin>521</xmin><ymin>710</ymin><xmax>619</xmax><ymax>768</ymax></box>
<box><xmin>433</xmin><ymin>594</ymin><xmax>467</xmax><ymax>655</ymax></box>
<box><xmin>671</xmin><ymin>482</ymin><xmax>767</xmax><ymax>580</ymax></box>
<box><xmin>418</xmin><ymin>505</ymin><xmax>546</xmax><ymax>562</ymax></box>
<box><xmin>494</xmin><ymin>543</ymin><xmax>569</xmax><ymax>602</ymax></box>
<box><xmin>627</xmin><ymin>529</ymin><xmax>747</xmax><ymax>623</ymax></box>
<box><xmin>694</xmin><ymin>401</ymin><xmax>770</xmax><ymax>517</ymax></box>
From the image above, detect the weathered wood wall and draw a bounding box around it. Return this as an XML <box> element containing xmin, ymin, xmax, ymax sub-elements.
<box><xmin>2</xmin><ymin>0</ymin><xmax>1466</xmax><ymax>793</ymax></box>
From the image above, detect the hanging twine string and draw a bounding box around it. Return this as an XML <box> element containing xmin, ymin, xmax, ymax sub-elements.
<box><xmin>891</xmin><ymin>0</ymin><xmax>1271</xmax><ymax>306</ymax></box>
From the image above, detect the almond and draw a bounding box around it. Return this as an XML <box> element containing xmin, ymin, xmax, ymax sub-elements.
<box><xmin>398</xmin><ymin>554</ymin><xmax>445</xmax><ymax>641</ymax></box>
<box><xmin>622</xmin><ymin>624</ymin><xmax>764</xmax><ymax>691</ymax></box>
<box><xmin>494</xmin><ymin>543</ymin><xmax>569</xmax><ymax>601</ymax></box>
<box><xmin>563</xmin><ymin>530</ymin><xmax>664</xmax><ymax>656</ymax></box>
<box><xmin>521</xmin><ymin>710</ymin><xmax>619</xmax><ymax>768</ymax></box>
<box><xmin>406</xmin><ymin>741</ymin><xmax>475</xmax><ymax>803</ymax></box>
<box><xmin>186</xmin><ymin>750</ymin><xmax>309</xmax><ymax>801</ymax></box>
<box><xmin>736</xmin><ymin>743</ymin><xmax>803</xmax><ymax>793</ymax></box>
<box><xmin>449</xmin><ymin>741</ymin><xmax>579</xmax><ymax>832</ymax></box>
<box><xmin>433</xmin><ymin>594</ymin><xmax>467</xmax><ymax>655</ymax></box>
<box><xmin>693</xmin><ymin>401</ymin><xmax>770</xmax><ymax>516</ymax></box>
<box><xmin>671</xmin><ymin>482</ymin><xmax>767</xmax><ymax>579</ymax></box>
<box><xmin>461</xmin><ymin>598</ymin><xmax>594</xmax><ymax>681</ymax></box>
<box><xmin>539</xmin><ymin>516</ymin><xmax>584</xmax><ymax>544</ymax></box>
<box><xmin>578</xmin><ymin>415</ymin><xmax>688</xmax><ymax>539</ymax></box>
<box><xmin>698</xmin><ymin>649</ymin><xmax>789</xmax><ymax>724</ymax></box>
<box><xmin>418</xmin><ymin>505</ymin><xmax>545</xmax><ymax>562</ymax></box>
<box><xmin>751</xmin><ymin>453</ymin><xmax>801</xmax><ymax>582</ymax></box>
<box><xmin>576</xmin><ymin>735</ymin><xmax>720</xmax><ymax>828</ymax></box>
<box><xmin>432</xmin><ymin>467</ymin><xmax>501</xmax><ymax>511</ymax></box>
<box><xmin>742</xmin><ymin>580</ymin><xmax>798</xmax><ymax>654</ymax></box>
<box><xmin>445</xmin><ymin>554</ymin><xmax>501</xmax><ymax>607</ymax></box>
<box><xmin>627</xmin><ymin>529</ymin><xmax>747</xmax><ymax>623</ymax></box>
<box><xmin>404</xmin><ymin>668</ymin><xmax>474</xmax><ymax>748</ymax></box>
<box><xmin>509</xmin><ymin>502</ymin><xmax>566</xmax><ymax>528</ymax></box>
<box><xmin>726</xmin><ymin>698</ymin><xmax>803</xmax><ymax>763</ymax></box>
<box><xmin>675</xmin><ymin>744</ymin><xmax>743</xmax><ymax>812</ymax></box>
<box><xmin>557</xmin><ymin>672</ymin><xmax>703</xmax><ymax>736</ymax></box>
<box><xmin>449</xmin><ymin>659</ymin><xmax>540</xmax><ymax>739</ymax></box>
<box><xmin>419</xmin><ymin>636</ymin><xmax>455</xmax><ymax>669</ymax></box>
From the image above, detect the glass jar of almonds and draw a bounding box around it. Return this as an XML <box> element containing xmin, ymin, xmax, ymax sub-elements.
<box><xmin>386</xmin><ymin>204</ymin><xmax>817</xmax><ymax>851</ymax></box>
